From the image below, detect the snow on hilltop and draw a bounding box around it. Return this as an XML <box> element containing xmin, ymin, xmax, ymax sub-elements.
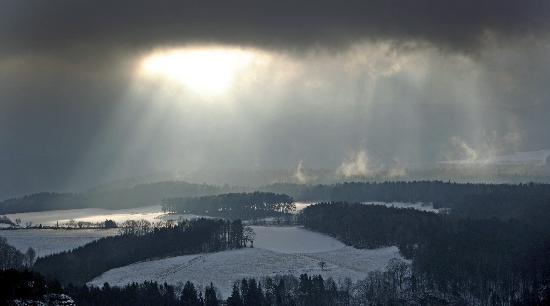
<box><xmin>89</xmin><ymin>226</ymin><xmax>403</xmax><ymax>297</ymax></box>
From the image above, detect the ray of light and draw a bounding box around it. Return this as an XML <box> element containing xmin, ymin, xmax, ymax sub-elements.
<box><xmin>139</xmin><ymin>47</ymin><xmax>260</xmax><ymax>98</ymax></box>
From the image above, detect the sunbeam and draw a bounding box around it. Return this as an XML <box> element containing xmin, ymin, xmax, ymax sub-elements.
<box><xmin>139</xmin><ymin>47</ymin><xmax>261</xmax><ymax>98</ymax></box>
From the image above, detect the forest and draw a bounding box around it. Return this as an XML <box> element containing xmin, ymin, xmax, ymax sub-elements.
<box><xmin>162</xmin><ymin>192</ymin><xmax>295</xmax><ymax>220</ymax></box>
<box><xmin>266</xmin><ymin>181</ymin><xmax>550</xmax><ymax>225</ymax></box>
<box><xmin>300</xmin><ymin>202</ymin><xmax>550</xmax><ymax>305</ymax></box>
<box><xmin>33</xmin><ymin>218</ymin><xmax>253</xmax><ymax>285</ymax></box>
<box><xmin>4</xmin><ymin>180</ymin><xmax>550</xmax><ymax>223</ymax></box>
<box><xmin>1</xmin><ymin>265</ymin><xmax>460</xmax><ymax>306</ymax></box>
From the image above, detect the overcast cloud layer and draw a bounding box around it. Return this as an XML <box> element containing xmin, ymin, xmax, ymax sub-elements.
<box><xmin>1</xmin><ymin>1</ymin><xmax>550</xmax><ymax>198</ymax></box>
<box><xmin>1</xmin><ymin>0</ymin><xmax>549</xmax><ymax>54</ymax></box>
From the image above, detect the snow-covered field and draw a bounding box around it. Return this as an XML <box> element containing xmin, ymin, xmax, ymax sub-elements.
<box><xmin>0</xmin><ymin>206</ymin><xmax>210</xmax><ymax>256</ymax></box>
<box><xmin>361</xmin><ymin>201</ymin><xmax>440</xmax><ymax>213</ymax></box>
<box><xmin>252</xmin><ymin>226</ymin><xmax>344</xmax><ymax>253</ymax></box>
<box><xmin>90</xmin><ymin>226</ymin><xmax>402</xmax><ymax>297</ymax></box>
<box><xmin>3</xmin><ymin>206</ymin><xmax>404</xmax><ymax>292</ymax></box>
<box><xmin>1</xmin><ymin>219</ymin><xmax>403</xmax><ymax>297</ymax></box>
<box><xmin>5</xmin><ymin>205</ymin><xmax>205</xmax><ymax>227</ymax></box>
<box><xmin>0</xmin><ymin>228</ymin><xmax>118</xmax><ymax>257</ymax></box>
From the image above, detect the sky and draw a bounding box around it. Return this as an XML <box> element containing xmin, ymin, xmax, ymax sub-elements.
<box><xmin>1</xmin><ymin>0</ymin><xmax>550</xmax><ymax>197</ymax></box>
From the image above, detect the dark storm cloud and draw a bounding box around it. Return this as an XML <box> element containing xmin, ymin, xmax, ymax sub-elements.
<box><xmin>1</xmin><ymin>0</ymin><xmax>549</xmax><ymax>55</ymax></box>
<box><xmin>1</xmin><ymin>0</ymin><xmax>550</xmax><ymax>198</ymax></box>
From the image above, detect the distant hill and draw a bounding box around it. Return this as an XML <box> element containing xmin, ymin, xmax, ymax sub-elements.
<box><xmin>163</xmin><ymin>191</ymin><xmax>295</xmax><ymax>220</ymax></box>
<box><xmin>5</xmin><ymin>180</ymin><xmax>550</xmax><ymax>226</ymax></box>
<box><xmin>0</xmin><ymin>181</ymin><xmax>226</xmax><ymax>214</ymax></box>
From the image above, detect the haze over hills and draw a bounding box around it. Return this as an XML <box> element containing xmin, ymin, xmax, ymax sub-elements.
<box><xmin>3</xmin><ymin>148</ymin><xmax>550</xmax><ymax>201</ymax></box>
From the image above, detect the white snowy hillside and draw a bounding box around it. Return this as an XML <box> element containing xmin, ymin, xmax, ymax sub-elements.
<box><xmin>89</xmin><ymin>226</ymin><xmax>403</xmax><ymax>297</ymax></box>
<box><xmin>1</xmin><ymin>228</ymin><xmax>118</xmax><ymax>257</ymax></box>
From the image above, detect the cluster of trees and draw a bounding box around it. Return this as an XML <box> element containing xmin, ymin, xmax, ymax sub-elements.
<box><xmin>225</xmin><ymin>274</ymin><xmax>348</xmax><ymax>306</ymax></box>
<box><xmin>162</xmin><ymin>192</ymin><xmax>295</xmax><ymax>220</ymax></box>
<box><xmin>348</xmin><ymin>257</ymin><xmax>471</xmax><ymax>305</ymax></box>
<box><xmin>300</xmin><ymin>202</ymin><xmax>441</xmax><ymax>252</ymax></box>
<box><xmin>64</xmin><ymin>281</ymin><xmax>219</xmax><ymax>306</ymax></box>
<box><xmin>300</xmin><ymin>202</ymin><xmax>550</xmax><ymax>305</ymax></box>
<box><xmin>33</xmin><ymin>219</ymin><xmax>253</xmax><ymax>285</ymax></box>
<box><xmin>55</xmin><ymin>218</ymin><xmax>120</xmax><ymax>229</ymax></box>
<box><xmin>0</xmin><ymin>237</ymin><xmax>36</xmax><ymax>270</ymax></box>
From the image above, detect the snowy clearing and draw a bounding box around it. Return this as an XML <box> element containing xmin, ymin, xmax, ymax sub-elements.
<box><xmin>90</xmin><ymin>246</ymin><xmax>402</xmax><ymax>298</ymax></box>
<box><xmin>251</xmin><ymin>226</ymin><xmax>345</xmax><ymax>253</ymax></box>
<box><xmin>90</xmin><ymin>226</ymin><xmax>402</xmax><ymax>297</ymax></box>
<box><xmin>1</xmin><ymin>225</ymin><xmax>345</xmax><ymax>258</ymax></box>
<box><xmin>0</xmin><ymin>229</ymin><xmax>118</xmax><ymax>257</ymax></box>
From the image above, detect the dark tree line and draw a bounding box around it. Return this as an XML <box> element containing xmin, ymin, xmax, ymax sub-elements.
<box><xmin>225</xmin><ymin>274</ymin><xmax>348</xmax><ymax>306</ymax></box>
<box><xmin>265</xmin><ymin>181</ymin><xmax>550</xmax><ymax>225</ymax></box>
<box><xmin>66</xmin><ymin>281</ymin><xmax>210</xmax><ymax>306</ymax></box>
<box><xmin>0</xmin><ymin>269</ymin><xmax>352</xmax><ymax>306</ymax></box>
<box><xmin>0</xmin><ymin>269</ymin><xmax>64</xmax><ymax>304</ymax></box>
<box><xmin>3</xmin><ymin>266</ymin><xmax>485</xmax><ymax>306</ymax></box>
<box><xmin>162</xmin><ymin>192</ymin><xmax>295</xmax><ymax>220</ymax></box>
<box><xmin>300</xmin><ymin>202</ymin><xmax>550</xmax><ymax>305</ymax></box>
<box><xmin>33</xmin><ymin>219</ymin><xmax>249</xmax><ymax>285</ymax></box>
<box><xmin>299</xmin><ymin>202</ymin><xmax>442</xmax><ymax>252</ymax></box>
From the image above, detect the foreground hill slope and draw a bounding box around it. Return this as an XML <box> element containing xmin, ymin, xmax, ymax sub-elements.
<box><xmin>89</xmin><ymin>226</ymin><xmax>402</xmax><ymax>297</ymax></box>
